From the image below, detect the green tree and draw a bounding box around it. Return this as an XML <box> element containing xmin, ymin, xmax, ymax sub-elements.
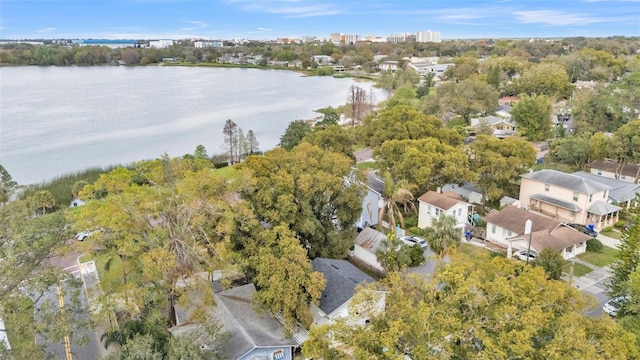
<box><xmin>313</xmin><ymin>106</ymin><xmax>341</xmax><ymax>129</ymax></box>
<box><xmin>468</xmin><ymin>135</ymin><xmax>536</xmax><ymax>204</ymax></box>
<box><xmin>222</xmin><ymin>119</ymin><xmax>238</xmax><ymax>164</ymax></box>
<box><xmin>511</xmin><ymin>94</ymin><xmax>553</xmax><ymax>141</ymax></box>
<box><xmin>611</xmin><ymin>120</ymin><xmax>640</xmax><ymax>173</ymax></box>
<box><xmin>246</xmin><ymin>129</ymin><xmax>260</xmax><ymax>154</ymax></box>
<box><xmin>549</xmin><ymin>134</ymin><xmax>591</xmax><ymax>168</ymax></box>
<box><xmin>517</xmin><ymin>62</ymin><xmax>574</xmax><ymax>99</ymax></box>
<box><xmin>423</xmin><ymin>213</ymin><xmax>460</xmax><ymax>256</ymax></box>
<box><xmin>240</xmin><ymin>143</ymin><xmax>365</xmax><ymax>259</ymax></box>
<box><xmin>31</xmin><ymin>190</ymin><xmax>56</xmax><ymax>215</ymax></box>
<box><xmin>609</xmin><ymin>214</ymin><xmax>640</xmax><ymax>298</ymax></box>
<box><xmin>0</xmin><ymin>199</ymin><xmax>92</xmax><ymax>359</ymax></box>
<box><xmin>361</xmin><ymin>104</ymin><xmax>463</xmax><ymax>149</ymax></box>
<box><xmin>303</xmin><ymin>257</ymin><xmax>639</xmax><ymax>359</ymax></box>
<box><xmin>75</xmin><ymin>156</ymin><xmax>242</xmax><ymax>325</ymax></box>
<box><xmin>302</xmin><ymin>124</ymin><xmax>353</xmax><ymax>157</ymax></box>
<box><xmin>376</xmin><ymin>138</ymin><xmax>474</xmax><ymax>195</ymax></box>
<box><xmin>376</xmin><ymin>174</ymin><xmax>417</xmax><ymax>234</ymax></box>
<box><xmin>533</xmin><ymin>248</ymin><xmax>565</xmax><ymax>280</ymax></box>
<box><xmin>251</xmin><ymin>226</ymin><xmax>326</xmax><ymax>333</ymax></box>
<box><xmin>375</xmin><ymin>234</ymin><xmax>413</xmax><ymax>273</ymax></box>
<box><xmin>432</xmin><ymin>78</ymin><xmax>499</xmax><ymax>124</ymax></box>
<box><xmin>279</xmin><ymin>120</ymin><xmax>312</xmax><ymax>151</ymax></box>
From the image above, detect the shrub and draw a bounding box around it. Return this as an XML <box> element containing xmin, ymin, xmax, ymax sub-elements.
<box><xmin>614</xmin><ymin>220</ymin><xmax>626</xmax><ymax>229</ymax></box>
<box><xmin>213</xmin><ymin>162</ymin><xmax>229</xmax><ymax>169</ymax></box>
<box><xmin>586</xmin><ymin>238</ymin><xmax>603</xmax><ymax>252</ymax></box>
<box><xmin>409</xmin><ymin>245</ymin><xmax>425</xmax><ymax>266</ymax></box>
<box><xmin>533</xmin><ymin>248</ymin><xmax>564</xmax><ymax>280</ymax></box>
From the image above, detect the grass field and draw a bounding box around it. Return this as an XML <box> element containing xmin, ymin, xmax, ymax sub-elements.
<box><xmin>563</xmin><ymin>261</ymin><xmax>592</xmax><ymax>277</ymax></box>
<box><xmin>458</xmin><ymin>242</ymin><xmax>496</xmax><ymax>259</ymax></box>
<box><xmin>577</xmin><ymin>246</ymin><xmax>619</xmax><ymax>267</ymax></box>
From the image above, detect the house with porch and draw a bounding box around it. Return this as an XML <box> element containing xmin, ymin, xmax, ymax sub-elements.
<box><xmin>586</xmin><ymin>158</ymin><xmax>640</xmax><ymax>184</ymax></box>
<box><xmin>417</xmin><ymin>190</ymin><xmax>471</xmax><ymax>230</ymax></box>
<box><xmin>311</xmin><ymin>258</ymin><xmax>383</xmax><ymax>327</ymax></box>
<box><xmin>519</xmin><ymin>169</ymin><xmax>621</xmax><ymax>230</ymax></box>
<box><xmin>483</xmin><ymin>205</ymin><xmax>591</xmax><ymax>259</ymax></box>
<box><xmin>572</xmin><ymin>171</ymin><xmax>640</xmax><ymax>208</ymax></box>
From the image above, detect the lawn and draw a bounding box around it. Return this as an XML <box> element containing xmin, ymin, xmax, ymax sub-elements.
<box><xmin>458</xmin><ymin>242</ymin><xmax>496</xmax><ymax>259</ymax></box>
<box><xmin>356</xmin><ymin>161</ymin><xmax>379</xmax><ymax>171</ymax></box>
<box><xmin>577</xmin><ymin>247</ymin><xmax>619</xmax><ymax>267</ymax></box>
<box><xmin>563</xmin><ymin>261</ymin><xmax>592</xmax><ymax>277</ymax></box>
<box><xmin>600</xmin><ymin>229</ymin><xmax>622</xmax><ymax>240</ymax></box>
<box><xmin>80</xmin><ymin>253</ymin><xmax>124</xmax><ymax>294</ymax></box>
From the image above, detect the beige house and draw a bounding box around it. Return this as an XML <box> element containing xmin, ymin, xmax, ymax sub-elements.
<box><xmin>586</xmin><ymin>158</ymin><xmax>640</xmax><ymax>184</ymax></box>
<box><xmin>417</xmin><ymin>191</ymin><xmax>471</xmax><ymax>230</ymax></box>
<box><xmin>484</xmin><ymin>205</ymin><xmax>591</xmax><ymax>259</ymax></box>
<box><xmin>519</xmin><ymin>170</ymin><xmax>621</xmax><ymax>230</ymax></box>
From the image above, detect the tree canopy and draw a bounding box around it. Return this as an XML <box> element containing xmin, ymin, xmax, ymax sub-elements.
<box><xmin>303</xmin><ymin>256</ymin><xmax>639</xmax><ymax>359</ymax></box>
<box><xmin>240</xmin><ymin>143</ymin><xmax>365</xmax><ymax>259</ymax></box>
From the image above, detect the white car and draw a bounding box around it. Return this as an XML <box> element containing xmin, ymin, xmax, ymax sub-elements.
<box><xmin>400</xmin><ymin>236</ymin><xmax>428</xmax><ymax>249</ymax></box>
<box><xmin>75</xmin><ymin>231</ymin><xmax>92</xmax><ymax>241</ymax></box>
<box><xmin>514</xmin><ymin>250</ymin><xmax>538</xmax><ymax>262</ymax></box>
<box><xmin>603</xmin><ymin>296</ymin><xmax>630</xmax><ymax>317</ymax></box>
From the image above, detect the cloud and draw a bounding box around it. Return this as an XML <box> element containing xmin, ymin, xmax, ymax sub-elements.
<box><xmin>179</xmin><ymin>20</ymin><xmax>208</xmax><ymax>32</ymax></box>
<box><xmin>514</xmin><ymin>10</ymin><xmax>609</xmax><ymax>25</ymax></box>
<box><xmin>256</xmin><ymin>27</ymin><xmax>273</xmax><ymax>31</ymax></box>
<box><xmin>35</xmin><ymin>27</ymin><xmax>56</xmax><ymax>33</ymax></box>
<box><xmin>230</xmin><ymin>0</ymin><xmax>341</xmax><ymax>18</ymax></box>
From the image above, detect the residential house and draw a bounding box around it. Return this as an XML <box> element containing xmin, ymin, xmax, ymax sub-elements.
<box><xmin>379</xmin><ymin>61</ymin><xmax>399</xmax><ymax>73</ymax></box>
<box><xmin>169</xmin><ymin>283</ymin><xmax>299</xmax><ymax>360</ymax></box>
<box><xmin>498</xmin><ymin>96</ymin><xmax>519</xmax><ymax>106</ymax></box>
<box><xmin>572</xmin><ymin>171</ymin><xmax>640</xmax><ymax>208</ymax></box>
<box><xmin>311</xmin><ymin>258</ymin><xmax>383</xmax><ymax>327</ymax></box>
<box><xmin>359</xmin><ymin>171</ymin><xmax>385</xmax><ymax>229</ymax></box>
<box><xmin>352</xmin><ymin>227</ymin><xmax>387</xmax><ymax>273</ymax></box>
<box><xmin>519</xmin><ymin>169</ymin><xmax>621</xmax><ymax>229</ymax></box>
<box><xmin>417</xmin><ymin>191</ymin><xmax>471</xmax><ymax>230</ymax></box>
<box><xmin>586</xmin><ymin>158</ymin><xmax>640</xmax><ymax>184</ymax></box>
<box><xmin>441</xmin><ymin>182</ymin><xmax>483</xmax><ymax>205</ymax></box>
<box><xmin>407</xmin><ymin>63</ymin><xmax>452</xmax><ymax>78</ymax></box>
<box><xmin>484</xmin><ymin>205</ymin><xmax>591</xmax><ymax>259</ymax></box>
<box><xmin>0</xmin><ymin>316</ymin><xmax>9</xmax><ymax>350</ymax></box>
<box><xmin>312</xmin><ymin>55</ymin><xmax>332</xmax><ymax>66</ymax></box>
<box><xmin>469</xmin><ymin>115</ymin><xmax>517</xmax><ymax>139</ymax></box>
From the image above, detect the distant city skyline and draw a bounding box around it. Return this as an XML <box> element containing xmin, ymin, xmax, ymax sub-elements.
<box><xmin>1</xmin><ymin>0</ymin><xmax>639</xmax><ymax>41</ymax></box>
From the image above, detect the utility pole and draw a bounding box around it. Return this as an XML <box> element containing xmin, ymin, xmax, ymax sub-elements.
<box><xmin>524</xmin><ymin>219</ymin><xmax>533</xmax><ymax>265</ymax></box>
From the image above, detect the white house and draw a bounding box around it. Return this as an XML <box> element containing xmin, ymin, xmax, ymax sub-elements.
<box><xmin>417</xmin><ymin>191</ymin><xmax>471</xmax><ymax>230</ymax></box>
<box><xmin>311</xmin><ymin>258</ymin><xmax>383</xmax><ymax>327</ymax></box>
<box><xmin>483</xmin><ymin>205</ymin><xmax>591</xmax><ymax>259</ymax></box>
<box><xmin>352</xmin><ymin>227</ymin><xmax>387</xmax><ymax>273</ymax></box>
<box><xmin>359</xmin><ymin>172</ymin><xmax>385</xmax><ymax>229</ymax></box>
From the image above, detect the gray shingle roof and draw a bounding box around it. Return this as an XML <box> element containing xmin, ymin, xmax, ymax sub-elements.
<box><xmin>521</xmin><ymin>169</ymin><xmax>610</xmax><ymax>194</ymax></box>
<box><xmin>484</xmin><ymin>205</ymin><xmax>560</xmax><ymax>234</ymax></box>
<box><xmin>213</xmin><ymin>284</ymin><xmax>298</xmax><ymax>359</ymax></box>
<box><xmin>312</xmin><ymin>258</ymin><xmax>374</xmax><ymax>315</ymax></box>
<box><xmin>572</xmin><ymin>171</ymin><xmax>640</xmax><ymax>204</ymax></box>
<box><xmin>587</xmin><ymin>200</ymin><xmax>622</xmax><ymax>216</ymax></box>
<box><xmin>530</xmin><ymin>193</ymin><xmax>583</xmax><ymax>211</ymax></box>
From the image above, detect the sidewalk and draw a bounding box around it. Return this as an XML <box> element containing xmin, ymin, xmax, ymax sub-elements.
<box><xmin>597</xmin><ymin>232</ymin><xmax>620</xmax><ymax>249</ymax></box>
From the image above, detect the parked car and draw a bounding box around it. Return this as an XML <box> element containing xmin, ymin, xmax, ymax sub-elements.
<box><xmin>603</xmin><ymin>295</ymin><xmax>630</xmax><ymax>317</ymax></box>
<box><xmin>400</xmin><ymin>235</ymin><xmax>428</xmax><ymax>249</ymax></box>
<box><xmin>514</xmin><ymin>250</ymin><xmax>538</xmax><ymax>262</ymax></box>
<box><xmin>75</xmin><ymin>231</ymin><xmax>92</xmax><ymax>241</ymax></box>
<box><xmin>567</xmin><ymin>223</ymin><xmax>598</xmax><ymax>237</ymax></box>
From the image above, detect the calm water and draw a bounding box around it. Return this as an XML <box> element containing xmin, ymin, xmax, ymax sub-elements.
<box><xmin>0</xmin><ymin>66</ymin><xmax>384</xmax><ymax>185</ymax></box>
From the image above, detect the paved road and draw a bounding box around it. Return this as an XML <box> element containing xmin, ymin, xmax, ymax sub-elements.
<box><xmin>35</xmin><ymin>271</ymin><xmax>102</xmax><ymax>360</ymax></box>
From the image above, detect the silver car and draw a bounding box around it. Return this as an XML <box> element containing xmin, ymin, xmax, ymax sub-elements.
<box><xmin>603</xmin><ymin>296</ymin><xmax>629</xmax><ymax>317</ymax></box>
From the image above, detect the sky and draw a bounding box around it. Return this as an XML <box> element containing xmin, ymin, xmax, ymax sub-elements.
<box><xmin>1</xmin><ymin>0</ymin><xmax>639</xmax><ymax>40</ymax></box>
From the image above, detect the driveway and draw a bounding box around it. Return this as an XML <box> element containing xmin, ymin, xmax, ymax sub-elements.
<box><xmin>406</xmin><ymin>247</ymin><xmax>441</xmax><ymax>278</ymax></box>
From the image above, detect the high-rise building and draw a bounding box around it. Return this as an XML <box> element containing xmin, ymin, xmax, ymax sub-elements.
<box><xmin>329</xmin><ymin>32</ymin><xmax>341</xmax><ymax>44</ymax></box>
<box><xmin>417</xmin><ymin>30</ymin><xmax>441</xmax><ymax>43</ymax></box>
<box><xmin>343</xmin><ymin>34</ymin><xmax>360</xmax><ymax>44</ymax></box>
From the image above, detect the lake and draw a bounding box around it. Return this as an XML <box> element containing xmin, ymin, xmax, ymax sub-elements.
<box><xmin>0</xmin><ymin>66</ymin><xmax>384</xmax><ymax>185</ymax></box>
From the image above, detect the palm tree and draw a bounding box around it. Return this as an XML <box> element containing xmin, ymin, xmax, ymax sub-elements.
<box><xmin>377</xmin><ymin>173</ymin><xmax>417</xmax><ymax>235</ymax></box>
<box><xmin>425</xmin><ymin>213</ymin><xmax>460</xmax><ymax>256</ymax></box>
<box><xmin>31</xmin><ymin>190</ymin><xmax>55</xmax><ymax>215</ymax></box>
